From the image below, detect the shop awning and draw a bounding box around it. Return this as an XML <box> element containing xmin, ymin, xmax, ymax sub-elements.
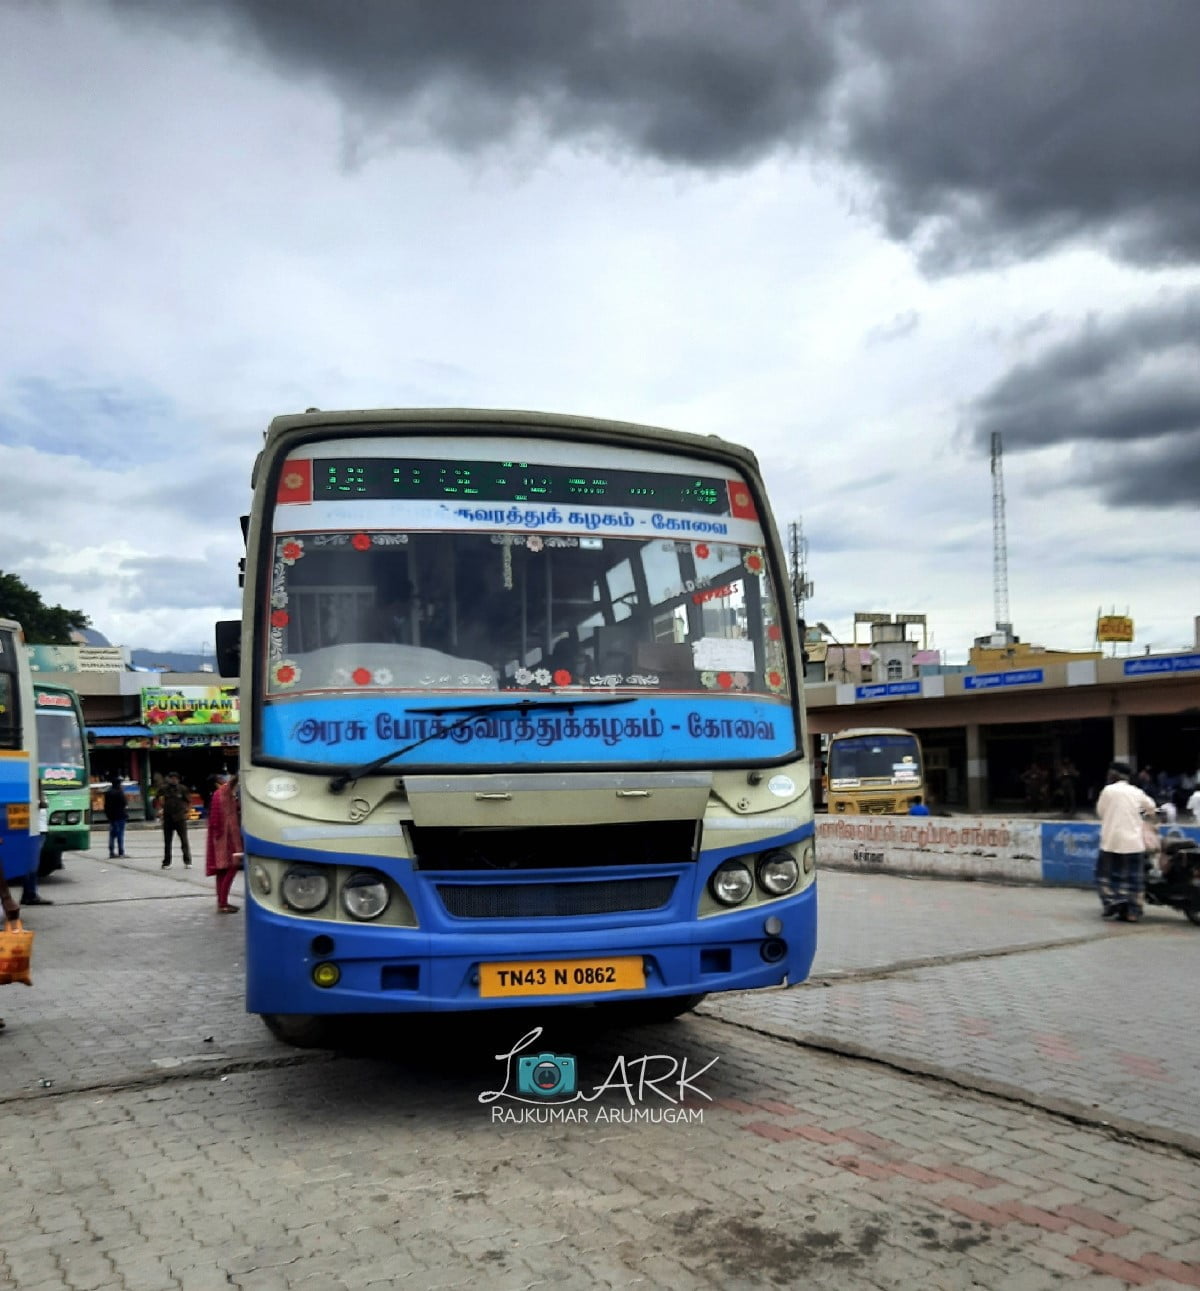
<box><xmin>89</xmin><ymin>725</ymin><xmax>153</xmax><ymax>738</ymax></box>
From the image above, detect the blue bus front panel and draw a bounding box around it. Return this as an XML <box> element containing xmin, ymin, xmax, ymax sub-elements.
<box><xmin>0</xmin><ymin>751</ymin><xmax>37</xmax><ymax>884</ymax></box>
<box><xmin>244</xmin><ymin>856</ymin><xmax>817</xmax><ymax>1015</ymax></box>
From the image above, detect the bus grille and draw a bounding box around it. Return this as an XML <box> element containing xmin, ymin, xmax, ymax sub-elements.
<box><xmin>436</xmin><ymin>877</ymin><xmax>676</xmax><ymax>919</ymax></box>
<box><xmin>860</xmin><ymin>799</ymin><xmax>897</xmax><ymax>815</ymax></box>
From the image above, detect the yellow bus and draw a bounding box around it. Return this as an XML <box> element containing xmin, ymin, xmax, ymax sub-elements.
<box><xmin>824</xmin><ymin>727</ymin><xmax>924</xmax><ymax>815</ymax></box>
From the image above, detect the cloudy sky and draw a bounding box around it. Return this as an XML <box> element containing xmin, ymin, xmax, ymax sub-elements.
<box><xmin>2</xmin><ymin>0</ymin><xmax>1198</xmax><ymax>662</ymax></box>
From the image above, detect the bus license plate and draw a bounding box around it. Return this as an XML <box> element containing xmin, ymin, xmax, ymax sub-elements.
<box><xmin>6</xmin><ymin>804</ymin><xmax>30</xmax><ymax>830</ymax></box>
<box><xmin>479</xmin><ymin>956</ymin><xmax>645</xmax><ymax>998</ymax></box>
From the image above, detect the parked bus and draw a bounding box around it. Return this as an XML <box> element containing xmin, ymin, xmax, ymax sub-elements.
<box><xmin>219</xmin><ymin>408</ymin><xmax>816</xmax><ymax>1045</ymax></box>
<box><xmin>0</xmin><ymin>619</ymin><xmax>39</xmax><ymax>885</ymax></box>
<box><xmin>824</xmin><ymin>727</ymin><xmax>924</xmax><ymax>815</ymax></box>
<box><xmin>34</xmin><ymin>682</ymin><xmax>90</xmax><ymax>873</ymax></box>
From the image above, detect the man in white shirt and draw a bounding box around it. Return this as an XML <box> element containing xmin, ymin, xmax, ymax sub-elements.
<box><xmin>1095</xmin><ymin>761</ymin><xmax>1158</xmax><ymax>922</ymax></box>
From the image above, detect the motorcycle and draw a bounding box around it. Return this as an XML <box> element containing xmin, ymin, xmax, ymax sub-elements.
<box><xmin>1145</xmin><ymin>831</ymin><xmax>1200</xmax><ymax>925</ymax></box>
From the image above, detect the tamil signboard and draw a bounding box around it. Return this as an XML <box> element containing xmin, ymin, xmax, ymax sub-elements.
<box><xmin>1123</xmin><ymin>653</ymin><xmax>1200</xmax><ymax>677</ymax></box>
<box><xmin>1096</xmin><ymin>615</ymin><xmax>1134</xmax><ymax>643</ymax></box>
<box><xmin>28</xmin><ymin>644</ymin><xmax>128</xmax><ymax>673</ymax></box>
<box><xmin>963</xmin><ymin>668</ymin><xmax>1044</xmax><ymax>690</ymax></box>
<box><xmin>855</xmin><ymin>681</ymin><xmax>921</xmax><ymax>700</ymax></box>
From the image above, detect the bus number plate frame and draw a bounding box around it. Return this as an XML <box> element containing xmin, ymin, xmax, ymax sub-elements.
<box><xmin>479</xmin><ymin>956</ymin><xmax>645</xmax><ymax>999</ymax></box>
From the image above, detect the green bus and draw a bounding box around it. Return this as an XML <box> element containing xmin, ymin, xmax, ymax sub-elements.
<box><xmin>34</xmin><ymin>682</ymin><xmax>90</xmax><ymax>873</ymax></box>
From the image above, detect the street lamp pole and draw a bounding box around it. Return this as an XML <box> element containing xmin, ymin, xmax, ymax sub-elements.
<box><xmin>815</xmin><ymin>621</ymin><xmax>851</xmax><ymax>683</ymax></box>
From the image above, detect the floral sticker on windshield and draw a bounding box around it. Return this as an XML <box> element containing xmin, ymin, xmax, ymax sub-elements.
<box><xmin>273</xmin><ymin>660</ymin><xmax>299</xmax><ymax>688</ymax></box>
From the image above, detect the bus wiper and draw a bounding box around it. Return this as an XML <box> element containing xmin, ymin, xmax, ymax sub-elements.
<box><xmin>328</xmin><ymin>695</ymin><xmax>636</xmax><ymax>793</ymax></box>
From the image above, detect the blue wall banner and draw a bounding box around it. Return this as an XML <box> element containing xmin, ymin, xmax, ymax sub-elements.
<box><xmin>1123</xmin><ymin>653</ymin><xmax>1200</xmax><ymax>676</ymax></box>
<box><xmin>963</xmin><ymin>669</ymin><xmax>1044</xmax><ymax>690</ymax></box>
<box><xmin>854</xmin><ymin>681</ymin><xmax>921</xmax><ymax>700</ymax></box>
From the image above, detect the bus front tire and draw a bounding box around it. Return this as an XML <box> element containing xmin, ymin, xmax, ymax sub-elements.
<box><xmin>260</xmin><ymin>1013</ymin><xmax>338</xmax><ymax>1049</ymax></box>
<box><xmin>38</xmin><ymin>839</ymin><xmax>65</xmax><ymax>879</ymax></box>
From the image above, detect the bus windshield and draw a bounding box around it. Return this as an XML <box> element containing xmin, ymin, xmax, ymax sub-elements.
<box><xmin>828</xmin><ymin>731</ymin><xmax>921</xmax><ymax>785</ymax></box>
<box><xmin>259</xmin><ymin>434</ymin><xmax>797</xmax><ymax>771</ymax></box>
<box><xmin>36</xmin><ymin>696</ymin><xmax>87</xmax><ymax>786</ymax></box>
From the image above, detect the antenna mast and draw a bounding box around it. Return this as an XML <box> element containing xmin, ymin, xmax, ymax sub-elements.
<box><xmin>787</xmin><ymin>519</ymin><xmax>811</xmax><ymax>628</ymax></box>
<box><xmin>991</xmin><ymin>432</ymin><xmax>1012</xmax><ymax>637</ymax></box>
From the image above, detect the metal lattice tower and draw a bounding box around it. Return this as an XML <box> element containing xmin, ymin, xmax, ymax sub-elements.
<box><xmin>991</xmin><ymin>432</ymin><xmax>1012</xmax><ymax>635</ymax></box>
<box><xmin>787</xmin><ymin>520</ymin><xmax>811</xmax><ymax>626</ymax></box>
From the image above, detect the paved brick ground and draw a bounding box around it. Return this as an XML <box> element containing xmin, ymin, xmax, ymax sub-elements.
<box><xmin>1</xmin><ymin>832</ymin><xmax>1198</xmax><ymax>1289</ymax></box>
<box><xmin>702</xmin><ymin>869</ymin><xmax>1200</xmax><ymax>1153</ymax></box>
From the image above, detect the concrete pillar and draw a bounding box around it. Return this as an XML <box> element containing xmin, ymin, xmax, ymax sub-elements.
<box><xmin>1112</xmin><ymin>713</ymin><xmax>1134</xmax><ymax>768</ymax></box>
<box><xmin>966</xmin><ymin>722</ymin><xmax>985</xmax><ymax>813</ymax></box>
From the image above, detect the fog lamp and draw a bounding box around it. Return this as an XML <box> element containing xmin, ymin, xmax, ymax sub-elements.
<box><xmin>312</xmin><ymin>962</ymin><xmax>341</xmax><ymax>988</ymax></box>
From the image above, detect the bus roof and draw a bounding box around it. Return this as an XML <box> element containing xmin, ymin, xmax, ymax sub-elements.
<box><xmin>260</xmin><ymin>408</ymin><xmax>764</xmax><ymax>476</ymax></box>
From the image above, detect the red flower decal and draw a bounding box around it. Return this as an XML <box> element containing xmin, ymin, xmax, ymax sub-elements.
<box><xmin>281</xmin><ymin>540</ymin><xmax>303</xmax><ymax>563</ymax></box>
<box><xmin>352</xmin><ymin>668</ymin><xmax>372</xmax><ymax>686</ymax></box>
<box><xmin>717</xmin><ymin>672</ymin><xmax>733</xmax><ymax>689</ymax></box>
<box><xmin>767</xmin><ymin>624</ymin><xmax>781</xmax><ymax>641</ymax></box>
<box><xmin>695</xmin><ymin>543</ymin><xmax>710</xmax><ymax>560</ymax></box>
<box><xmin>275</xmin><ymin>665</ymin><xmax>296</xmax><ymax>685</ymax></box>
<box><xmin>768</xmin><ymin>670</ymin><xmax>782</xmax><ymax>687</ymax></box>
<box><xmin>271</xmin><ymin>610</ymin><xmax>289</xmax><ymax>628</ymax></box>
<box><xmin>745</xmin><ymin>552</ymin><xmax>763</xmax><ymax>574</ymax></box>
<box><xmin>553</xmin><ymin>669</ymin><xmax>572</xmax><ymax>686</ymax></box>
<box><xmin>352</xmin><ymin>533</ymin><xmax>371</xmax><ymax>551</ymax></box>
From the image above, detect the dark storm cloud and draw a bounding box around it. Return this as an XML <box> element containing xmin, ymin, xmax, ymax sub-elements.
<box><xmin>111</xmin><ymin>0</ymin><xmax>841</xmax><ymax>168</ymax></box>
<box><xmin>840</xmin><ymin>0</ymin><xmax>1200</xmax><ymax>273</ymax></box>
<box><xmin>109</xmin><ymin>0</ymin><xmax>1200</xmax><ymax>271</ymax></box>
<box><xmin>971</xmin><ymin>294</ymin><xmax>1200</xmax><ymax>508</ymax></box>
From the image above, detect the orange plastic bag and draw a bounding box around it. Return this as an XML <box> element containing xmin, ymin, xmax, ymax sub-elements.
<box><xmin>0</xmin><ymin>918</ymin><xmax>33</xmax><ymax>986</ymax></box>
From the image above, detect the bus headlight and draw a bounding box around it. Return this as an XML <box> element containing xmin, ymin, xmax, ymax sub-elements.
<box><xmin>49</xmin><ymin>811</ymin><xmax>66</xmax><ymax>825</ymax></box>
<box><xmin>757</xmin><ymin>850</ymin><xmax>800</xmax><ymax>896</ymax></box>
<box><xmin>250</xmin><ymin>861</ymin><xmax>273</xmax><ymax>896</ymax></box>
<box><xmin>710</xmin><ymin>862</ymin><xmax>754</xmax><ymax>906</ymax></box>
<box><xmin>281</xmin><ymin>867</ymin><xmax>331</xmax><ymax>913</ymax></box>
<box><xmin>342</xmin><ymin>872</ymin><xmax>390</xmax><ymax>921</ymax></box>
<box><xmin>65</xmin><ymin>810</ymin><xmax>81</xmax><ymax>824</ymax></box>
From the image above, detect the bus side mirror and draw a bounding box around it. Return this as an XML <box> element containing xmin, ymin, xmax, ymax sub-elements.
<box><xmin>215</xmin><ymin>621</ymin><xmax>241</xmax><ymax>679</ymax></box>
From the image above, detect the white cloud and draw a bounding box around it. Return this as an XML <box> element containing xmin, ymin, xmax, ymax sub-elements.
<box><xmin>0</xmin><ymin>2</ymin><xmax>1195</xmax><ymax>660</ymax></box>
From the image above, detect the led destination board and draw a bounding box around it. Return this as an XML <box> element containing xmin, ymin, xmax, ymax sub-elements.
<box><xmin>314</xmin><ymin>458</ymin><xmax>731</xmax><ymax>515</ymax></box>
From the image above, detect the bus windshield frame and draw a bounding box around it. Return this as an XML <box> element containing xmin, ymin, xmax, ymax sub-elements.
<box><xmin>254</xmin><ymin>430</ymin><xmax>801</xmax><ymax>776</ymax></box>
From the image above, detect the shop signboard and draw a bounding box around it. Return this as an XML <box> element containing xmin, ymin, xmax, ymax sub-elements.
<box><xmin>28</xmin><ymin>645</ymin><xmax>128</xmax><ymax>673</ymax></box>
<box><xmin>140</xmin><ymin>685</ymin><xmax>240</xmax><ymax>730</ymax></box>
<box><xmin>1096</xmin><ymin>615</ymin><xmax>1133</xmax><ymax>643</ymax></box>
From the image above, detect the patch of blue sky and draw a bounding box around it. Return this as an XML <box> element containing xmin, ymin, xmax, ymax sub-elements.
<box><xmin>0</xmin><ymin>376</ymin><xmax>179</xmax><ymax>461</ymax></box>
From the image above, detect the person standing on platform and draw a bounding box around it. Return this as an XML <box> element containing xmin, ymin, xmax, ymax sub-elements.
<box><xmin>104</xmin><ymin>775</ymin><xmax>129</xmax><ymax>858</ymax></box>
<box><xmin>205</xmin><ymin>774</ymin><xmax>242</xmax><ymax>913</ymax></box>
<box><xmin>154</xmin><ymin>771</ymin><xmax>192</xmax><ymax>869</ymax></box>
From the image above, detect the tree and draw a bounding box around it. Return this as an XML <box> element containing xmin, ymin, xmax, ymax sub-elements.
<box><xmin>0</xmin><ymin>570</ymin><xmax>91</xmax><ymax>645</ymax></box>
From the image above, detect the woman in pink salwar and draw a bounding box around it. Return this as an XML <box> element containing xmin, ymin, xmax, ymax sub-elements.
<box><xmin>205</xmin><ymin>774</ymin><xmax>243</xmax><ymax>913</ymax></box>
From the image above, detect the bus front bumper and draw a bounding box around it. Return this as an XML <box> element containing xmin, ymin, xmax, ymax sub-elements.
<box><xmin>245</xmin><ymin>883</ymin><xmax>817</xmax><ymax>1015</ymax></box>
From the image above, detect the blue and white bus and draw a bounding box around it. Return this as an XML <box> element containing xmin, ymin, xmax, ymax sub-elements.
<box><xmin>0</xmin><ymin>619</ymin><xmax>39</xmax><ymax>887</ymax></box>
<box><xmin>219</xmin><ymin>409</ymin><xmax>817</xmax><ymax>1045</ymax></box>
